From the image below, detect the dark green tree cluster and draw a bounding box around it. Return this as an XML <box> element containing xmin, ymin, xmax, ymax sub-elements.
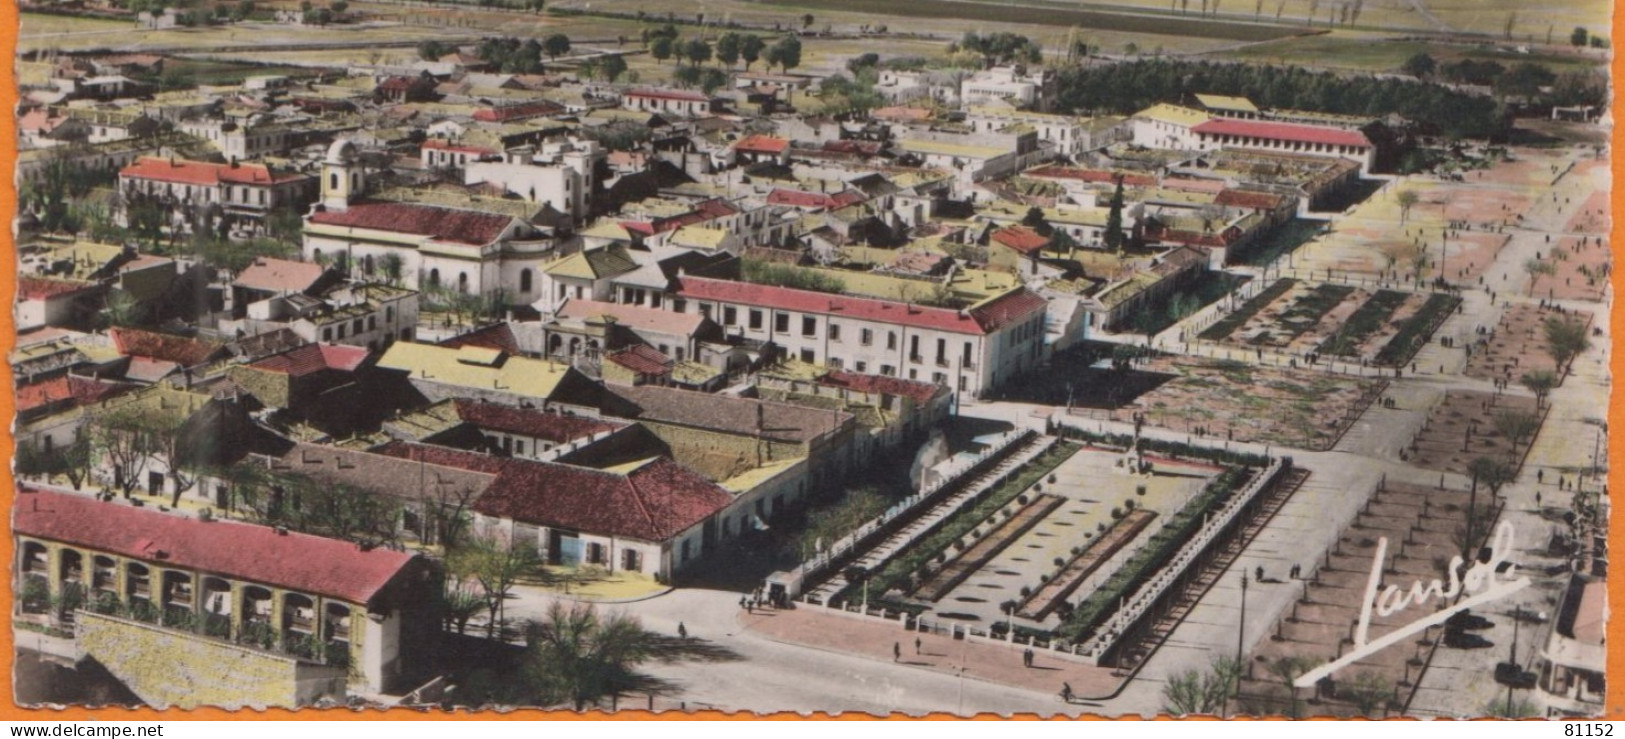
<box><xmin>953</xmin><ymin>31</ymin><xmax>1043</xmax><ymax>66</ymax></box>
<box><xmin>1053</xmin><ymin>59</ymin><xmax>1508</xmax><ymax>139</ymax></box>
<box><xmin>476</xmin><ymin>36</ymin><xmax>547</xmax><ymax>73</ymax></box>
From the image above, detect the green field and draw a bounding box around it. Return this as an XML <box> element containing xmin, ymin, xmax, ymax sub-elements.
<box><xmin>751</xmin><ymin>0</ymin><xmax>1308</xmax><ymax>42</ymax></box>
<box><xmin>1218</xmin><ymin>30</ymin><xmax>1608</xmax><ymax>74</ymax></box>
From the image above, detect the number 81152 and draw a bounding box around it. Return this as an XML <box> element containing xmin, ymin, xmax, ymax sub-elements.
<box><xmin>1566</xmin><ymin>724</ymin><xmax>1614</xmax><ymax>736</ymax></box>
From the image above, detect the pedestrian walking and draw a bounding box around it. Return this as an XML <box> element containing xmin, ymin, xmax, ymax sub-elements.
<box><xmin>1255</xmin><ymin>565</ymin><xmax>1264</xmax><ymax>582</ymax></box>
<box><xmin>915</xmin><ymin>637</ymin><xmax>922</xmax><ymax>655</ymax></box>
<box><xmin>678</xmin><ymin>622</ymin><xmax>688</xmax><ymax>639</ymax></box>
<box><xmin>894</xmin><ymin>642</ymin><xmax>901</xmax><ymax>662</ymax></box>
<box><xmin>1024</xmin><ymin>648</ymin><xmax>1034</xmax><ymax>668</ymax></box>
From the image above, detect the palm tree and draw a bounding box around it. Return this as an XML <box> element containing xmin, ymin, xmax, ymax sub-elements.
<box><xmin>519</xmin><ymin>602</ymin><xmax>665</xmax><ymax>710</ymax></box>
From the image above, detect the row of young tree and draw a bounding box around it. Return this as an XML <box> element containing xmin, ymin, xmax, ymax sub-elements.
<box><xmin>643</xmin><ymin>25</ymin><xmax>801</xmax><ymax>74</ymax></box>
<box><xmin>1053</xmin><ymin>59</ymin><xmax>1508</xmax><ymax>139</ymax></box>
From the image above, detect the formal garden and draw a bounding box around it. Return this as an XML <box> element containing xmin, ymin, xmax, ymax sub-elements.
<box><xmin>1406</xmin><ymin>390</ymin><xmax>1543</xmax><ymax>478</ymax></box>
<box><xmin>1233</xmin><ymin>480</ymin><xmax>1507</xmax><ymax>718</ymax></box>
<box><xmin>1198</xmin><ymin>278</ymin><xmax>1460</xmax><ymax>367</ymax></box>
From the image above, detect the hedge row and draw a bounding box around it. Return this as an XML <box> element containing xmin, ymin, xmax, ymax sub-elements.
<box><xmin>1198</xmin><ymin>278</ymin><xmax>1297</xmax><ymax>342</ymax></box>
<box><xmin>1056</xmin><ymin>467</ymin><xmax>1253</xmax><ymax>643</ymax></box>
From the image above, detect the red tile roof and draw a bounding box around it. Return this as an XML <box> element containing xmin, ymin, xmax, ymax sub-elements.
<box><xmin>438</xmin><ymin>323</ymin><xmax>522</xmax><ymax>355</ymax></box>
<box><xmin>233</xmin><ymin>258</ymin><xmax>326</xmax><ymax>294</ymax></box>
<box><xmin>19</xmin><ymin>276</ymin><xmax>98</xmax><ymax>300</ymax></box>
<box><xmin>820</xmin><ymin>371</ymin><xmax>944</xmax><ymax>405</ymax></box>
<box><xmin>110</xmin><ymin>328</ymin><xmax>225</xmax><ymax>367</ymax></box>
<box><xmin>627</xmin><ymin>88</ymin><xmax>710</xmax><ymax>103</ymax></box>
<box><xmin>1024</xmin><ymin>166</ymin><xmax>1156</xmax><ymax>187</ymax></box>
<box><xmin>676</xmin><ymin>276</ymin><xmax>1046</xmax><ymax>336</ymax></box>
<box><xmin>607</xmin><ymin>344</ymin><xmax>672</xmax><ymax>376</ymax></box>
<box><xmin>555</xmin><ymin>299</ymin><xmax>705</xmax><ymax>337</ymax></box>
<box><xmin>249</xmin><ymin>343</ymin><xmax>370</xmax><ymax>376</ymax></box>
<box><xmin>734</xmin><ymin>134</ymin><xmax>789</xmax><ymax>154</ymax></box>
<box><xmin>766</xmin><ymin>188</ymin><xmax>866</xmax><ymax>210</ymax></box>
<box><xmin>375</xmin><ymin>443</ymin><xmax>732</xmax><ymax>542</ymax></box>
<box><xmin>1215</xmin><ymin>188</ymin><xmax>1288</xmax><ymax>211</ymax></box>
<box><xmin>120</xmin><ymin>157</ymin><xmax>308</xmax><ymax>187</ymax></box>
<box><xmin>16</xmin><ymin>375</ymin><xmax>133</xmax><ymax>413</ymax></box>
<box><xmin>15</xmin><ymin>489</ymin><xmax>417</xmax><ymax>605</ymax></box>
<box><xmin>308</xmin><ymin>202</ymin><xmax>518</xmax><ymax>246</ymax></box>
<box><xmin>451</xmin><ymin>399</ymin><xmax>623</xmax><ymax>443</ymax></box>
<box><xmin>821</xmin><ymin>140</ymin><xmax>883</xmax><ymax>156</ymax></box>
<box><xmin>990</xmin><ymin>225</ymin><xmax>1050</xmax><ymax>254</ymax></box>
<box><xmin>1192</xmin><ymin>119</ymin><xmax>1371</xmax><ymax>148</ymax></box>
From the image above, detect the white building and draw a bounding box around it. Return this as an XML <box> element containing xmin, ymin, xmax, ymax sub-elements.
<box><xmin>671</xmin><ymin>276</ymin><xmax>1049</xmax><ymax>397</ymax></box>
<box><xmin>301</xmin><ymin>140</ymin><xmax>560</xmax><ymax>305</ymax></box>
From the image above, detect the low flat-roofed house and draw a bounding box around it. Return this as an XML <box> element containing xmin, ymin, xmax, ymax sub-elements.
<box><xmin>624</xmin><ymin>88</ymin><xmax>713</xmax><ymax>117</ymax></box>
<box><xmin>375</xmin><ymin>341</ymin><xmax>601</xmax><ymax>413</ymax></box>
<box><xmin>1536</xmin><ymin>575</ymin><xmax>1606</xmax><ymax>714</ymax></box>
<box><xmin>385</xmin><ymin>397</ymin><xmax>626</xmax><ymax>461</ymax></box>
<box><xmin>227</xmin><ymin>343</ymin><xmax>373</xmax><ymax>434</ymax></box>
<box><xmin>1130</xmin><ymin>103</ymin><xmax>1211</xmax><ymax>150</ymax></box>
<box><xmin>14</xmin><ymin>488</ymin><xmax>439</xmax><ymax>702</ymax></box>
<box><xmin>548</xmin><ymin>298</ymin><xmax>716</xmax><ymax>364</ymax></box>
<box><xmin>17</xmin><ymin>276</ymin><xmax>103</xmax><ymax>332</ymax></box>
<box><xmin>600</xmin><ymin>383</ymin><xmax>855</xmax><ymax>495</ymax></box>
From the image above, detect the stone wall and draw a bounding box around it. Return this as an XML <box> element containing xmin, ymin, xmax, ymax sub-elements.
<box><xmin>75</xmin><ymin>611</ymin><xmax>347</xmax><ymax>709</ymax></box>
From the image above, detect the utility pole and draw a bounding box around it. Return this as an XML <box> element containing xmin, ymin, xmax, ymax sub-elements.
<box><xmin>1228</xmin><ymin>571</ymin><xmax>1248</xmax><ymax>718</ymax></box>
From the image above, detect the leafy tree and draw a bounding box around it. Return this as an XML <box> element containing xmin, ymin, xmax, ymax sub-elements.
<box><xmin>1524</xmin><ymin>257</ymin><xmax>1557</xmax><ymax>297</ymax></box>
<box><xmin>1495</xmin><ymin>62</ymin><xmax>1556</xmax><ymax>100</ymax></box>
<box><xmin>418</xmin><ymin>40</ymin><xmax>448</xmax><ymax>61</ymax></box>
<box><xmin>88</xmin><ymin>404</ymin><xmax>163</xmax><ymax>497</ymax></box>
<box><xmin>650</xmin><ymin>36</ymin><xmax>675</xmax><ymax>65</ymax></box>
<box><xmin>598</xmin><ymin>54</ymin><xmax>628</xmax><ymax>82</ymax></box>
<box><xmin>767</xmin><ymin>35</ymin><xmax>801</xmax><ymax>72</ymax></box>
<box><xmin>1520</xmin><ymin>369</ymin><xmax>1558</xmax><ymax>409</ymax></box>
<box><xmin>1266</xmin><ymin>656</ymin><xmax>1315</xmax><ymax>718</ymax></box>
<box><xmin>740</xmin><ymin>34</ymin><xmax>764</xmax><ymax>70</ymax></box>
<box><xmin>330</xmin><ymin>0</ymin><xmax>347</xmax><ymax>12</ymax></box>
<box><xmin>1401</xmin><ymin>52</ymin><xmax>1436</xmax><ymax>78</ymax></box>
<box><xmin>673</xmin><ymin>64</ymin><xmax>702</xmax><ymax>88</ymax></box>
<box><xmin>1162</xmin><ymin>657</ymin><xmax>1240</xmax><ymax>715</ymax></box>
<box><xmin>1543</xmin><ymin>317</ymin><xmax>1591</xmax><ymax>377</ymax></box>
<box><xmin>715</xmin><ymin>32</ymin><xmax>742</xmax><ymax>68</ymax></box>
<box><xmin>449</xmin><ymin>531</ymin><xmax>542</xmax><ymax>638</ymax></box>
<box><xmin>699</xmin><ymin>67</ymin><xmax>729</xmax><ymax>95</ymax></box>
<box><xmin>1493</xmin><ymin>410</ymin><xmax>1541</xmax><ymax>455</ymax></box>
<box><xmin>542</xmin><ymin>33</ymin><xmax>571</xmax><ymax>60</ymax></box>
<box><xmin>800</xmin><ymin>13</ymin><xmax>814</xmax><ymax>29</ymax></box>
<box><xmin>1571</xmin><ymin>26</ymin><xmax>1589</xmax><ymax>47</ymax></box>
<box><xmin>683</xmin><ymin>38</ymin><xmax>712</xmax><ymax>67</ymax></box>
<box><xmin>1395</xmin><ymin>189</ymin><xmax>1419</xmax><ymax>224</ymax></box>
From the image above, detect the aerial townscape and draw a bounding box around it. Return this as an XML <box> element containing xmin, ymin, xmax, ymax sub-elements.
<box><xmin>8</xmin><ymin>0</ymin><xmax>1611</xmax><ymax>718</ymax></box>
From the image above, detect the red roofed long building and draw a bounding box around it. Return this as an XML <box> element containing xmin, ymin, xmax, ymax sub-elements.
<box><xmin>1191</xmin><ymin>118</ymin><xmax>1375</xmax><ymax>172</ymax></box>
<box><xmin>118</xmin><ymin>156</ymin><xmax>316</xmax><ymax>230</ymax></box>
<box><xmin>673</xmin><ymin>276</ymin><xmax>1048</xmax><ymax>397</ymax></box>
<box><xmin>14</xmin><ymin>488</ymin><xmax>438</xmax><ymax>697</ymax></box>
